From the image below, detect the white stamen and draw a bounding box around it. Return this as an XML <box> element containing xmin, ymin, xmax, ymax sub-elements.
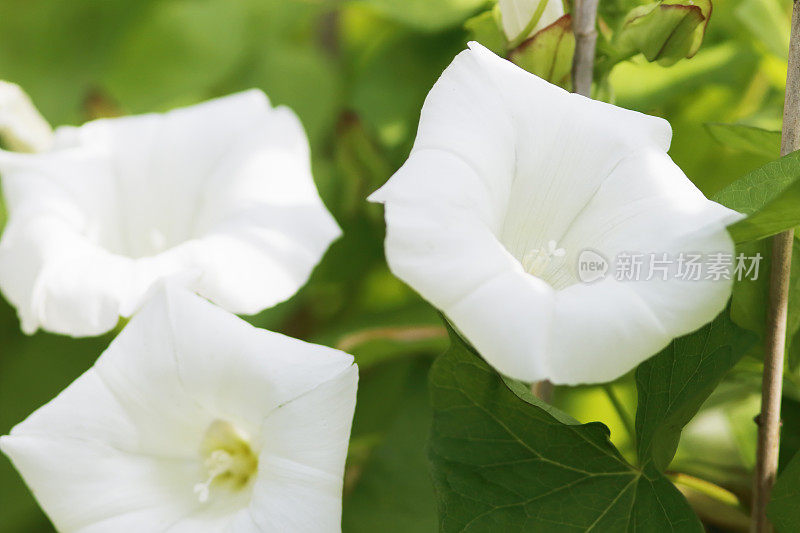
<box><xmin>192</xmin><ymin>420</ymin><xmax>258</xmax><ymax>504</ymax></box>
<box><xmin>523</xmin><ymin>240</ymin><xmax>567</xmax><ymax>277</ymax></box>
<box><xmin>193</xmin><ymin>449</ymin><xmax>234</xmax><ymax>503</ymax></box>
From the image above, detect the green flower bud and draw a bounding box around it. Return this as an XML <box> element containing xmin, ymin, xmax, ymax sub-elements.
<box><xmin>616</xmin><ymin>0</ymin><xmax>712</xmax><ymax>66</ymax></box>
<box><xmin>509</xmin><ymin>15</ymin><xmax>575</xmax><ymax>88</ymax></box>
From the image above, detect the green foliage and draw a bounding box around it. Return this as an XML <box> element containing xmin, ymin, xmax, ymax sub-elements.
<box><xmin>428</xmin><ymin>330</ymin><xmax>703</xmax><ymax>532</ymax></box>
<box><xmin>714</xmin><ymin>150</ymin><xmax>800</xmax><ymax>243</ymax></box>
<box><xmin>104</xmin><ymin>0</ymin><xmax>250</xmax><ymax>111</ymax></box>
<box><xmin>635</xmin><ymin>311</ymin><xmax>757</xmax><ymax>471</ymax></box>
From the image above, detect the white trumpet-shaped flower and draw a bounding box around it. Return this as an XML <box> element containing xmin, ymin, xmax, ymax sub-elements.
<box><xmin>0</xmin><ymin>285</ymin><xmax>358</xmax><ymax>532</ymax></box>
<box><xmin>0</xmin><ymin>90</ymin><xmax>340</xmax><ymax>336</ymax></box>
<box><xmin>499</xmin><ymin>0</ymin><xmax>565</xmax><ymax>43</ymax></box>
<box><xmin>369</xmin><ymin>43</ymin><xmax>740</xmax><ymax>385</ymax></box>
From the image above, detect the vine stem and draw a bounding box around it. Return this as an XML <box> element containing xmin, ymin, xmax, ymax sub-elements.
<box><xmin>571</xmin><ymin>0</ymin><xmax>600</xmax><ymax>96</ymax></box>
<box><xmin>602</xmin><ymin>384</ymin><xmax>635</xmax><ymax>445</ymax></box>
<box><xmin>751</xmin><ymin>2</ymin><xmax>800</xmax><ymax>531</ymax></box>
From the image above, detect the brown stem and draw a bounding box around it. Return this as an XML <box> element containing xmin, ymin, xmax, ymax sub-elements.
<box><xmin>531</xmin><ymin>380</ymin><xmax>554</xmax><ymax>403</ymax></box>
<box><xmin>570</xmin><ymin>0</ymin><xmax>600</xmax><ymax>96</ymax></box>
<box><xmin>751</xmin><ymin>3</ymin><xmax>800</xmax><ymax>531</ymax></box>
<box><xmin>335</xmin><ymin>325</ymin><xmax>447</xmax><ymax>353</ymax></box>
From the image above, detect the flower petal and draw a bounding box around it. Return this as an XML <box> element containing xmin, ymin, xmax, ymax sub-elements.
<box><xmin>158</xmin><ymin>284</ymin><xmax>356</xmax><ymax>435</ymax></box>
<box><xmin>0</xmin><ymin>370</ymin><xmax>202</xmax><ymax>532</ymax></box>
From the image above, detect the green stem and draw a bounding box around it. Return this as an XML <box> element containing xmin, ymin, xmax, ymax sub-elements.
<box><xmin>602</xmin><ymin>384</ymin><xmax>636</xmax><ymax>443</ymax></box>
<box><xmin>508</xmin><ymin>0</ymin><xmax>551</xmax><ymax>49</ymax></box>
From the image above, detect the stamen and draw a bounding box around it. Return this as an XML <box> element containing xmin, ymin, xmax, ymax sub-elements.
<box><xmin>522</xmin><ymin>240</ymin><xmax>567</xmax><ymax>278</ymax></box>
<box><xmin>193</xmin><ymin>450</ymin><xmax>235</xmax><ymax>503</ymax></box>
<box><xmin>193</xmin><ymin>420</ymin><xmax>258</xmax><ymax>503</ymax></box>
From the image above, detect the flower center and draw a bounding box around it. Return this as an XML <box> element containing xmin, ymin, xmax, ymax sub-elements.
<box><xmin>522</xmin><ymin>240</ymin><xmax>566</xmax><ymax>278</ymax></box>
<box><xmin>193</xmin><ymin>420</ymin><xmax>258</xmax><ymax>503</ymax></box>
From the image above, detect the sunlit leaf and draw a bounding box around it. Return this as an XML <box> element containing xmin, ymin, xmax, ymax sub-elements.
<box><xmin>714</xmin><ymin>150</ymin><xmax>800</xmax><ymax>243</ymax></box>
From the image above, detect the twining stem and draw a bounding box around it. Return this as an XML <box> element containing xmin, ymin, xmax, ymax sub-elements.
<box><xmin>602</xmin><ymin>384</ymin><xmax>635</xmax><ymax>444</ymax></box>
<box><xmin>751</xmin><ymin>2</ymin><xmax>800</xmax><ymax>531</ymax></box>
<box><xmin>570</xmin><ymin>0</ymin><xmax>600</xmax><ymax>96</ymax></box>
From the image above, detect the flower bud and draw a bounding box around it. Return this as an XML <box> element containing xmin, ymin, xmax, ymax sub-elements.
<box><xmin>509</xmin><ymin>15</ymin><xmax>575</xmax><ymax>88</ymax></box>
<box><xmin>499</xmin><ymin>0</ymin><xmax>565</xmax><ymax>45</ymax></box>
<box><xmin>615</xmin><ymin>0</ymin><xmax>712</xmax><ymax>66</ymax></box>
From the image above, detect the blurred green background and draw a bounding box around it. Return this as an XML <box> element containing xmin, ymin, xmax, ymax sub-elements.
<box><xmin>0</xmin><ymin>0</ymin><xmax>792</xmax><ymax>531</ymax></box>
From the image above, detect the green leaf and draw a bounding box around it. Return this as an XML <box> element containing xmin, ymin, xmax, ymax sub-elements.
<box><xmin>509</xmin><ymin>15</ymin><xmax>575</xmax><ymax>89</ymax></box>
<box><xmin>768</xmin><ymin>451</ymin><xmax>800</xmax><ymax>532</ymax></box>
<box><xmin>713</xmin><ymin>150</ymin><xmax>800</xmax><ymax>243</ymax></box>
<box><xmin>635</xmin><ymin>311</ymin><xmax>756</xmax><ymax>471</ymax></box>
<box><xmin>705</xmin><ymin>123</ymin><xmax>781</xmax><ymax>158</ymax></box>
<box><xmin>428</xmin><ymin>331</ymin><xmax>703</xmax><ymax>532</ymax></box>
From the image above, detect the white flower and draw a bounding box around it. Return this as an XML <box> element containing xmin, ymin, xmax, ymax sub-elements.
<box><xmin>0</xmin><ymin>90</ymin><xmax>340</xmax><ymax>336</ymax></box>
<box><xmin>0</xmin><ymin>81</ymin><xmax>53</xmax><ymax>153</ymax></box>
<box><xmin>499</xmin><ymin>0</ymin><xmax>565</xmax><ymax>43</ymax></box>
<box><xmin>369</xmin><ymin>43</ymin><xmax>740</xmax><ymax>385</ymax></box>
<box><xmin>0</xmin><ymin>285</ymin><xmax>358</xmax><ymax>532</ymax></box>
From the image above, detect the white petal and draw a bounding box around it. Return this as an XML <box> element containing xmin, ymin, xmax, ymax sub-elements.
<box><xmin>259</xmin><ymin>365</ymin><xmax>358</xmax><ymax>476</ymax></box>
<box><xmin>237</xmin><ymin>366</ymin><xmax>357</xmax><ymax>533</ymax></box>
<box><xmin>371</xmin><ymin>44</ymin><xmax>737</xmax><ymax>384</ymax></box>
<box><xmin>547</xmin><ymin>150</ymin><xmax>738</xmax><ymax>384</ymax></box>
<box><xmin>247</xmin><ymin>457</ymin><xmax>345</xmax><ymax>533</ymax></box>
<box><xmin>0</xmin><ymin>370</ymin><xmax>201</xmax><ymax>532</ymax></box>
<box><xmin>157</xmin><ymin>285</ymin><xmax>356</xmax><ymax>435</ymax></box>
<box><xmin>0</xmin><ymin>90</ymin><xmax>340</xmax><ymax>336</ymax></box>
